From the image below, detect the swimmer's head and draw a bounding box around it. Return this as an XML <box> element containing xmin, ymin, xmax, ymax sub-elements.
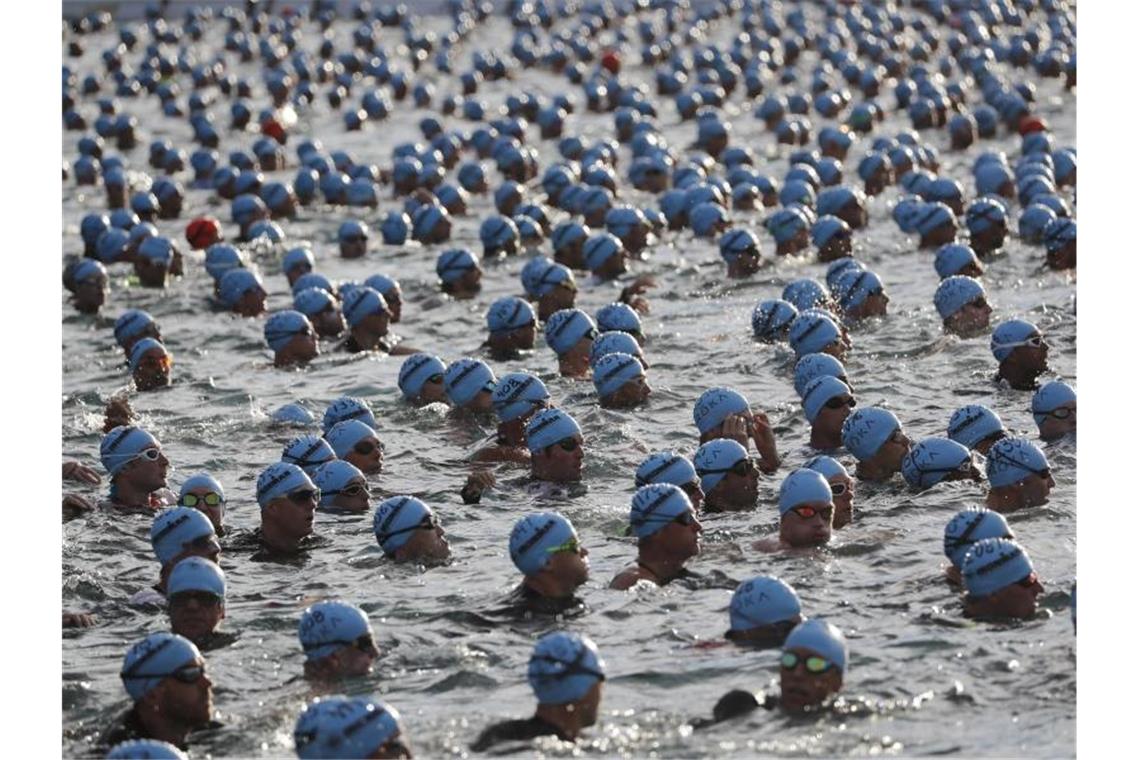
<box><xmin>256</xmin><ymin>462</ymin><xmax>316</xmax><ymax>510</ymax></box>
<box><xmin>294</xmin><ymin>697</ymin><xmax>403</xmax><ymax>760</ymax></box>
<box><xmin>793</xmin><ymin>353</ymin><xmax>848</xmax><ymax>397</ymax></box>
<box><xmin>525</xmin><ymin>408</ymin><xmax>582</xmax><ymax>453</ymax></box>
<box><xmin>961</xmin><ymin>537</ymin><xmax>1035</xmax><ymax>599</ymax></box>
<box><xmin>777</xmin><ymin>469</ymin><xmax>833</xmax><ymax>516</ymax></box>
<box><xmin>596</xmin><ymin>302</ymin><xmax>642</xmax><ymax>340</ymax></box>
<box><xmin>900</xmin><ymin>437</ymin><xmax>976</xmax><ymax>490</ymax></box>
<box><xmin>801</xmin><ymin>375</ymin><xmax>853</xmax><ymax>423</ymax></box>
<box><xmin>509</xmin><ymin>512</ymin><xmax>579</xmax><ymax>575</ymax></box>
<box><xmin>694</xmin><ymin>438</ymin><xmax>750</xmax><ymax>492</ymax></box>
<box><xmin>281</xmin><ymin>434</ymin><xmax>336</xmax><ymax>475</ymax></box>
<box><xmin>841</xmin><ymin>407</ymin><xmax>903</xmax><ymax>461</ymax></box>
<box><xmin>985</xmin><ymin>437</ymin><xmax>1051</xmax><ymax>488</ymax></box>
<box><xmin>934</xmin><ymin>276</ymin><xmax>987</xmax><ymax>320</ymax></box>
<box><xmin>934</xmin><ymin>244</ymin><xmax>983</xmax><ymax>280</ymax></box>
<box><xmin>990</xmin><ymin>318</ymin><xmax>1045</xmax><ymax>362</ymax></box>
<box><xmin>544</xmin><ymin>308</ymin><xmax>597</xmax><ymax>356</ymax></box>
<box><xmin>100</xmin><ymin>425</ymin><xmax>162</xmax><ymax>477</ymax></box>
<box><xmin>443</xmin><ymin>358</ymin><xmax>496</xmax><ymax>408</ymax></box>
<box><xmin>693</xmin><ymin>387</ymin><xmax>750</xmax><ymax>435</ymax></box>
<box><xmin>782</xmin><ymin>618</ymin><xmax>848</xmax><ymax>676</ymax></box>
<box><xmin>947</xmin><ymin>404</ymin><xmax>1007</xmax><ymax>451</ymax></box>
<box><xmin>943</xmin><ymin>507</ymin><xmax>1014</xmax><ymax>570</ymax></box>
<box><xmin>298</xmin><ymin>600</ymin><xmax>374</xmax><ymax>663</ymax></box>
<box><xmin>492</xmin><ymin>372</ymin><xmax>551</xmax><ymax>423</ymax></box>
<box><xmin>628</xmin><ymin>483</ymin><xmax>695</xmax><ymax>540</ymax></box>
<box><xmin>729</xmin><ymin>576</ymin><xmax>803</xmax><ymax>642</ymax></box>
<box><xmin>325</xmin><ymin>419</ymin><xmax>380</xmax><ymax>460</ymax></box>
<box><xmin>322</xmin><ymin>397</ymin><xmax>377</xmax><ymax>434</ymax></box>
<box><xmin>397</xmin><ymin>353</ymin><xmax>448</xmax><ymax>402</ymax></box>
<box><xmin>372</xmin><ymin>496</ymin><xmax>438</xmax><ymax>556</ymax></box>
<box><xmin>120</xmin><ymin>632</ymin><xmax>203</xmax><ymax>703</ymax></box>
<box><xmin>150</xmin><ymin>507</ymin><xmax>219</xmax><ymax>568</ymax></box>
<box><xmin>751</xmin><ymin>299</ymin><xmax>799</xmax><ymax>342</ymax></box>
<box><xmin>592</xmin><ymin>352</ymin><xmax>649</xmax><ymax>406</ymax></box>
<box><xmin>114</xmin><ymin>310</ymin><xmax>160</xmax><ymax>349</ymax></box>
<box><xmin>1031</xmin><ymin>380</ymin><xmax>1076</xmax><ymax>436</ymax></box>
<box><xmin>788</xmin><ymin>312</ymin><xmax>844</xmax><ymax>358</ymax></box>
<box><xmin>590</xmin><ymin>331</ymin><xmax>645</xmax><ymax>367</ymax></box>
<box><xmin>527</xmin><ymin>631</ymin><xmax>606</xmax><ymax>707</ymax></box>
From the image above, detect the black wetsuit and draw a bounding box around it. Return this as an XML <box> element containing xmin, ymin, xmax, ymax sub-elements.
<box><xmin>223</xmin><ymin>527</ymin><xmax>328</xmax><ymax>562</ymax></box>
<box><xmin>488</xmin><ymin>583</ymin><xmax>587</xmax><ymax>619</ymax></box>
<box><xmin>470</xmin><ymin>715</ymin><xmax>572</xmax><ymax>752</ymax></box>
<box><xmin>96</xmin><ymin>709</ymin><xmax>223</xmax><ymax>754</ymax></box>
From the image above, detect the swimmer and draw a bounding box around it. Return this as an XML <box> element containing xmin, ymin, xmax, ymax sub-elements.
<box><xmin>762</xmin><ymin>469</ymin><xmax>835</xmax><ymax>550</ymax></box>
<box><xmin>1043</xmin><ymin>217</ymin><xmax>1076</xmax><ymax>270</ymax></box>
<box><xmin>766</xmin><ymin>206</ymin><xmax>811</xmax><ymax>256</ymax></box>
<box><xmin>130</xmin><ymin>338</ymin><xmax>173</xmax><ymax>391</ymax></box>
<box><xmin>63</xmin><ymin>259</ymin><xmax>108</xmax><ymax>314</ymax></box>
<box><xmin>364</xmin><ymin>274</ymin><xmax>403</xmax><ymax>323</ymax></box>
<box><xmin>314</xmin><ymin>461</ymin><xmax>371</xmax><ymax>513</ymax></box>
<box><xmin>1031</xmin><ymin>380</ymin><xmax>1076</xmax><ymax>441</ymax></box>
<box><xmin>961</xmin><ymin>538</ymin><xmax>1044</xmax><ymax>621</ymax></box>
<box><xmin>804</xmin><ymin>455</ymin><xmax>855</xmax><ymax>528</ymax></box>
<box><xmin>166</xmin><ymin>557</ymin><xmax>227</xmax><ymax>648</ymax></box>
<box><xmin>789</xmin><ymin>311</ymin><xmax>851</xmax><ymax>361</ymax></box>
<box><xmin>264</xmin><ymin>310</ymin><xmax>319</xmax><ymax>367</ymax></box>
<box><xmin>611</xmin><ymin>484</ymin><xmax>701</xmax><ymax>589</ymax></box>
<box><xmin>693</xmin><ymin>387</ymin><xmax>780</xmax><ymax>472</ymax></box>
<box><xmin>543</xmin><ymin>308</ymin><xmax>598</xmax><ymax>378</ymax></box>
<box><xmin>914</xmin><ymin>202</ymin><xmax>958</xmax><ymax>248</ymax></box>
<box><xmin>473</xmin><ymin>372</ymin><xmax>551</xmax><ymax>463</ymax></box>
<box><xmin>326</xmin><ymin>419</ymin><xmax>383</xmax><ymax>475</ymax></box>
<box><xmin>591</xmin><ymin>330</ymin><xmax>648</xmax><ymax>369</ymax></box>
<box><xmin>218</xmin><ymin>269</ymin><xmax>267</xmax><ymax>317</ymax></box>
<box><xmin>282</xmin><ymin>434</ymin><xmax>337</xmax><ymax>476</ymax></box>
<box><xmin>900</xmin><ymin>438</ymin><xmax>981</xmax><ymax>491</ymax></box>
<box><xmin>436</xmin><ymin>248</ymin><xmax>482</xmax><ymax>299</ymax></box>
<box><xmin>298</xmin><ymin>600</ymin><xmax>380</xmax><ymax>680</ymax></box>
<box><xmin>148</xmin><ymin>507</ymin><xmax>221</xmax><ymax>598</ymax></box>
<box><xmin>135</xmin><ymin>238</ymin><xmax>177</xmax><ymax>288</ymax></box>
<box><xmin>551</xmin><ymin>220</ymin><xmax>589</xmax><ymax>269</ymax></box>
<box><xmin>947</xmin><ymin>404</ymin><xmax>1008</xmax><ymax>455</ymax></box>
<box><xmin>472</xmin><ymin>632</ymin><xmax>605</xmax><ymax>751</ymax></box>
<box><xmin>99</xmin><ymin>633</ymin><xmax>214</xmax><ymax>752</ymax></box>
<box><xmin>115</xmin><ymin>309</ymin><xmax>162</xmax><ymax>357</ymax></box>
<box><xmin>593</xmin><ymin>352</ymin><xmax>651</xmax><ymax>408</ymax></box>
<box><xmin>583</xmin><ymin>232</ymin><xmax>629</xmax><ymax>280</ymax></box>
<box><xmin>177</xmin><ymin>474</ymin><xmax>225</xmax><ymax>534</ymax></box>
<box><xmin>811</xmin><ymin>216</ymin><xmax>853</xmax><ymax>262</ymax></box>
<box><xmin>337</xmin><ymin>220</ymin><xmax>369</xmax><ymax>259</ymax></box>
<box><xmin>294</xmin><ymin>287</ymin><xmax>347</xmax><ymax>338</ymax></box>
<box><xmin>443</xmin><ymin>358</ymin><xmax>496</xmax><ymax>413</ymax></box>
<box><xmin>634</xmin><ymin>451</ymin><xmax>704</xmax><ymax>511</ymax></box>
<box><xmin>841</xmin><ymin>407</ymin><xmax>912</xmax><ymax>482</ymax></box>
<box><xmin>726</xmin><ymin>576</ymin><xmax>804</xmax><ymax>648</ymax></box>
<box><xmin>525</xmin><ymin>408</ymin><xmax>585</xmax><ymax>483</ymax></box>
<box><xmin>718</xmin><ymin>228</ymin><xmax>764</xmax><ymax>278</ymax></box>
<box><xmin>965</xmin><ymin>197</ymin><xmax>1009</xmax><ymax>255</ymax></box>
<box><xmin>397</xmin><ymin>353</ymin><xmax>449</xmax><ymax>406</ymax></box>
<box><xmin>520</xmin><ymin>257</ymin><xmax>577</xmax><ymax>321</ymax></box>
<box><xmin>322</xmin><ymin>397</ymin><xmax>377</xmax><ymax>434</ymax></box>
<box><xmin>373</xmin><ymin>496</ymin><xmax>450</xmax><ymax>564</ymax></box>
<box><xmin>506</xmin><ymin>512</ymin><xmax>589</xmax><ymax>611</ymax></box>
<box><xmin>934</xmin><ymin>243</ymin><xmax>984</xmax><ymax>280</ymax></box>
<box><xmin>984</xmin><ymin>438</ymin><xmax>1055</xmax><ymax>512</ymax></box>
<box><xmin>294</xmin><ymin>696</ymin><xmax>410</xmax><ymax>759</ymax></box>
<box><xmin>833</xmin><ymin>268</ymin><xmax>889</xmax><ymax>321</ymax></box>
<box><xmin>934</xmin><ymin>276</ymin><xmax>992</xmax><ymax>336</ymax></box>
<box><xmin>991</xmin><ymin>319</ymin><xmax>1050</xmax><ymax>390</ymax></box>
<box><xmin>751</xmin><ymin>299</ymin><xmax>799</xmax><ymax>343</ymax></box>
<box><xmin>100</xmin><ymin>426</ymin><xmax>172</xmax><ymax>511</ymax></box>
<box><xmin>485</xmin><ymin>296</ymin><xmax>538</xmax><ymax>360</ymax></box>
<box><xmin>942</xmin><ymin>507</ymin><xmax>1014</xmax><ymax>586</ymax></box>
<box><xmin>341</xmin><ymin>287</ymin><xmax>410</xmax><ymax>354</ymax></box>
<box><xmin>253</xmin><ymin>462</ymin><xmax>320</xmax><ymax>555</ymax></box>
<box><xmin>694</xmin><ymin>439</ymin><xmax>760</xmax><ymax>512</ymax></box>
<box><xmin>800</xmin><ymin>376</ymin><xmax>855</xmax><ymax>450</ymax></box>
<box><xmin>780</xmin><ymin>620</ymin><xmax>848</xmax><ymax>712</ymax></box>
<box><xmin>281</xmin><ymin>247</ymin><xmax>315</xmax><ymax>287</ymax></box>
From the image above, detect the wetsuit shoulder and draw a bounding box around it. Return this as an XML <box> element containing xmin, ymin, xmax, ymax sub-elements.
<box><xmin>470</xmin><ymin>716</ymin><xmax>567</xmax><ymax>752</ymax></box>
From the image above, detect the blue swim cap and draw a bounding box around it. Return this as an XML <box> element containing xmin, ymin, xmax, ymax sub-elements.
<box><xmin>544</xmin><ymin>309</ymin><xmax>597</xmax><ymax>355</ymax></box>
<box><xmin>783</xmin><ymin>619</ymin><xmax>847</xmax><ymax>674</ymax></box>
<box><xmin>718</xmin><ymin>228</ymin><xmax>761</xmax><ymax>263</ymax></box>
<box><xmin>492</xmin><ymin>372</ymin><xmax>550</xmax><ymax>423</ymax></box>
<box><xmin>816</xmin><ymin>187</ymin><xmax>859</xmax><ymax>218</ymax></box>
<box><xmin>293</xmin><ymin>287</ymin><xmax>336</xmax><ymax>319</ymax></box>
<box><xmin>782</xmin><ymin>279</ymin><xmax>830</xmax><ymax>312</ymax></box>
<box><xmin>444</xmin><ymin>358</ymin><xmax>496</xmax><ymax>406</ymax></box>
<box><xmin>811</xmin><ymin>216</ymin><xmax>851</xmax><ymax>248</ymax></box>
<box><xmin>313</xmin><ymin>461</ymin><xmax>366</xmax><ymax>508</ymax></box>
<box><xmin>65</xmin><ymin>259</ymin><xmax>107</xmax><ymax>290</ymax></box>
<box><xmin>256</xmin><ymin>462</ymin><xmax>317</xmax><ymax>511</ymax></box>
<box><xmin>788</xmin><ymin>312</ymin><xmax>843</xmax><ymax>357</ymax></box>
<box><xmin>294</xmin><ymin>697</ymin><xmax>402</xmax><ymax>760</ymax></box>
<box><xmin>150</xmin><ymin>507</ymin><xmax>216</xmax><ymax>566</ymax></box>
<box><xmin>730</xmin><ymin>576</ymin><xmax>802</xmax><ymax>631</ymax></box>
<box><xmin>436</xmin><ymin>248</ymin><xmax>479</xmax><ymax>284</ymax></box>
<box><xmin>1018</xmin><ymin>204</ymin><xmax>1058</xmax><ymax>244</ymax></box>
<box><xmin>841</xmin><ymin>407</ymin><xmax>901</xmax><ymax>461</ymax></box>
<box><xmin>635</xmin><ymin>451</ymin><xmax>698</xmax><ymax>489</ymax></box>
<box><xmin>204</xmin><ymin>245</ymin><xmax>245</xmax><ymax>283</ymax></box>
<box><xmin>962</xmin><ymin>538</ymin><xmax>1034</xmax><ymax>598</ymax></box>
<box><xmin>398</xmin><ymin>353</ymin><xmax>447</xmax><ymax>400</ymax></box>
<box><xmin>412</xmin><ymin>203</ymin><xmax>450</xmax><ymax>242</ymax></box>
<box><xmin>1032</xmin><ymin>381</ymin><xmax>1076</xmax><ymax>428</ymax></box>
<box><xmin>694</xmin><ymin>438</ymin><xmax>749</xmax><ymax>492</ymax></box>
<box><xmin>934</xmin><ymin>244</ymin><xmax>981</xmax><ymax>280</ymax></box>
<box><xmin>914</xmin><ymin>202</ymin><xmax>956</xmax><ymax>236</ymax></box>
<box><xmin>943</xmin><ymin>507</ymin><xmax>1014</xmax><ymax>569</ymax></box>
<box><xmin>107</xmin><ymin>739</ymin><xmax>188</xmax><ymax>759</ymax></box>
<box><xmin>803</xmin><ymin>454</ymin><xmax>848</xmax><ymax>481</ymax></box>
<box><xmin>137</xmin><ymin>236</ymin><xmax>174</xmax><ymax>266</ymax></box>
<box><xmin>326</xmin><ymin>419</ymin><xmax>379</xmax><ymax>459</ymax></box>
<box><xmin>528</xmin><ymin>632</ymin><xmax>605</xmax><ymax>705</ymax></box>
<box><xmin>218</xmin><ymin>269</ymin><xmax>264</xmax><ymax>307</ymax></box>
<box><xmin>593</xmin><ymin>352</ymin><xmax>645</xmax><ymax>398</ymax></box>
<box><xmin>629</xmin><ymin>483</ymin><xmax>693</xmax><ymax>539</ymax></box>
<box><xmin>322</xmin><ymin>397</ymin><xmax>376</xmax><ymax>433</ymax></box>
<box><xmin>100</xmin><ymin>426</ymin><xmax>161</xmax><ymax>477</ymax></box>
<box><xmin>291</xmin><ymin>272</ymin><xmax>335</xmax><ymax>297</ymax></box>
<box><xmin>596</xmin><ymin>303</ymin><xmax>642</xmax><ymax>336</ymax></box>
<box><xmin>751</xmin><ymin>299</ymin><xmax>799</xmax><ymax>341</ymax></box>
<box><xmin>520</xmin><ymin>258</ymin><xmax>574</xmax><ymax>299</ymax></box>
<box><xmin>510</xmin><ymin>511</ymin><xmax>579</xmax><ymax>576</ymax></box>
<box><xmin>583</xmin><ymin>233</ymin><xmax>625</xmax><ymax>271</ymax></box>
<box><xmin>900</xmin><ymin>437</ymin><xmax>973</xmax><ymax>489</ymax></box>
<box><xmin>525</xmin><ymin>408</ymin><xmax>582</xmax><ymax>452</ymax></box>
<box><xmin>363</xmin><ymin>275</ymin><xmax>399</xmax><ymax>298</ymax></box>
<box><xmin>298</xmin><ymin>600</ymin><xmax>373</xmax><ymax>661</ymax></box>
<box><xmin>486</xmin><ymin>297</ymin><xmax>536</xmax><ymax>334</ymax></box>
<box><xmin>990</xmin><ymin>319</ymin><xmax>1042</xmax><ymax>362</ymax></box>
<box><xmin>933</xmin><ymin>276</ymin><xmax>985</xmax><ymax>320</ymax></box>
<box><xmin>947</xmin><ymin>405</ymin><xmax>1006</xmax><ymax>449</ymax></box>
<box><xmin>480</xmin><ymin>215</ymin><xmax>520</xmax><ymax>252</ymax></box>
<box><xmin>590</xmin><ymin>331</ymin><xmax>643</xmax><ymax>366</ymax></box>
<box><xmin>167</xmin><ymin>556</ymin><xmax>226</xmax><ymax>599</ymax></box>
<box><xmin>264</xmin><ymin>311</ymin><xmax>314</xmax><ymax>353</ymax></box>
<box><xmin>282</xmin><ymin>434</ymin><xmax>337</xmax><ymax>475</ymax></box>
<box><xmin>975</xmin><ymin>162</ymin><xmax>1014</xmax><ymax>196</ymax></box>
<box><xmin>778</xmin><ymin>469</ymin><xmax>833</xmax><ymax>516</ymax></box>
<box><xmin>373</xmin><ymin>496</ymin><xmax>433</xmax><ymax>555</ymax></box>
<box><xmin>1043</xmin><ymin>217</ymin><xmax>1076</xmax><ymax>254</ymax></box>
<box><xmin>283</xmin><ymin>247</ymin><xmax>315</xmax><ymax>278</ymax></box>
<box><xmin>338</xmin><ymin>220</ymin><xmax>370</xmax><ymax>243</ymax></box>
<box><xmin>377</xmin><ymin>211</ymin><xmax>410</xmax><ymax>245</ymax></box>
<box><xmin>128</xmin><ymin>338</ymin><xmax>168</xmax><ymax>374</ymax></box>
<box><xmin>272</xmin><ymin>403</ymin><xmax>316</xmax><ymax>426</ymax></box>
<box><xmin>986</xmin><ymin>437</ymin><xmax>1050</xmax><ymax>488</ymax></box>
<box><xmin>120</xmin><ymin>633</ymin><xmax>202</xmax><ymax>702</ymax></box>
<box><xmin>833</xmin><ymin>269</ymin><xmax>884</xmax><ymax>311</ymax></box>
<box><xmin>857</xmin><ymin>152</ymin><xmax>889</xmax><ymax>182</ymax></box>
<box><xmin>95</xmin><ymin>228</ymin><xmax>131</xmax><ymax>263</ymax></box>
<box><xmin>793</xmin><ymin>353</ymin><xmax>848</xmax><ymax>397</ymax></box>
<box><xmin>766</xmin><ymin>207</ymin><xmax>808</xmax><ymax>244</ymax></box>
<box><xmin>342</xmin><ymin>287</ymin><xmax>388</xmax><ymax>328</ymax></box>
<box><xmin>693</xmin><ymin>387</ymin><xmax>750</xmax><ymax>435</ymax></box>
<box><xmin>801</xmin><ymin>375</ymin><xmax>852</xmax><ymax>422</ymax></box>
<box><xmin>965</xmin><ymin>197</ymin><xmax>1008</xmax><ymax>236</ymax></box>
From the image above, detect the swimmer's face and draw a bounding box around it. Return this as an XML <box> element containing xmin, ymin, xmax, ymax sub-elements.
<box><xmin>1010</xmin><ymin>336</ymin><xmax>1049</xmax><ymax>374</ymax></box>
<box><xmin>330</xmin><ymin>478</ymin><xmax>371</xmax><ymax>513</ymax></box>
<box><xmin>135</xmin><ymin>257</ymin><xmax>169</xmax><ymax>288</ymax></box>
<box><xmin>579</xmin><ymin>680</ymin><xmax>603</xmax><ymax>728</ymax></box>
<box><xmin>345</xmin><ymin>436</ymin><xmax>383</xmax><ymax>476</ymax></box>
<box><xmin>169</xmin><ymin>590</ymin><xmax>224</xmax><ymax>644</ymax></box>
<box><xmin>265</xmin><ymin>489</ymin><xmax>317</xmax><ymax>540</ymax></box>
<box><xmin>858</xmin><ymin>290</ymin><xmax>890</xmax><ymax>318</ymax></box>
<box><xmin>877</xmin><ymin>428</ymin><xmax>911</xmax><ymax>473</ymax></box>
<box><xmin>813</xmin><ymin>392</ymin><xmax>853</xmax><ymax>437</ymax></box>
<box><xmin>536</xmin><ymin>435</ymin><xmax>584</xmax><ymax>482</ymax></box>
<box><xmin>396</xmin><ymin>516</ymin><xmax>450</xmax><ymax>564</ymax></box>
<box><xmin>283</xmin><ymin>330</ymin><xmax>319</xmax><ymax>365</ymax></box>
<box><xmin>333</xmin><ymin>634</ymin><xmax>380</xmax><ymax>677</ymax></box>
<box><xmin>828</xmin><ymin>474</ymin><xmax>855</xmax><ymax>529</ymax></box>
<box><xmin>541</xmin><ymin>283</ymin><xmax>577</xmax><ymax>316</ymax></box>
<box><xmin>657</xmin><ymin>509</ymin><xmax>702</xmax><ymax>560</ymax></box>
<box><xmin>313</xmin><ymin>305</ymin><xmax>346</xmax><ymax>338</ymax></box>
<box><xmin>360</xmin><ymin>310</ymin><xmax>391</xmax><ymax>338</ymax></box>
<box><xmin>1047</xmin><ymin>242</ymin><xmax>1076</xmax><ymax>270</ymax></box>
<box><xmin>123</xmin><ymin>446</ymin><xmax>169</xmax><ymax>491</ymax></box>
<box><xmin>989</xmin><ymin>572</ymin><xmax>1045</xmax><ymax>620</ymax></box>
<box><xmin>465</xmin><ymin>388</ymin><xmax>495</xmax><ymax>414</ymax></box>
<box><xmin>184</xmin><ymin>487</ymin><xmax>225</xmax><ymax>532</ymax></box>
<box><xmin>562</xmin><ymin>335</ymin><xmax>594</xmax><ymax>376</ymax></box>
<box><xmin>818</xmin><ymin>235</ymin><xmax>852</xmax><ymax>262</ymax></box>
<box><xmin>416</xmin><ymin>374</ymin><xmax>448</xmax><ymax>405</ymax></box>
<box><xmin>604</xmin><ymin>374</ymin><xmax>651</xmax><ymax>408</ymax></box>
<box><xmin>383</xmin><ymin>288</ymin><xmax>403</xmax><ymax>323</ymax></box>
<box><xmin>162</xmin><ymin>656</ymin><xmax>213</xmax><ymax>727</ymax></box>
<box><xmin>235</xmin><ymin>288</ymin><xmax>267</xmax><ymax>318</ymax></box>
<box><xmin>779</xmin><ymin>647</ymin><xmax>843</xmax><ymax>713</ymax></box>
<box><xmin>1038</xmin><ymin>401</ymin><xmax>1075</xmax><ymax>441</ymax></box>
<box><xmin>595</xmin><ymin>250</ymin><xmax>629</xmax><ymax>279</ymax></box>
<box><xmin>680</xmin><ymin>479</ymin><xmax>704</xmax><ymax>512</ymax></box>
<box><xmin>134</xmin><ymin>348</ymin><xmax>172</xmax><ymax>391</ymax></box>
<box><xmin>554</xmin><ymin>240</ymin><xmax>587</xmax><ymax>270</ymax></box>
<box><xmin>779</xmin><ymin>501</ymin><xmax>833</xmax><ymax>548</ymax></box>
<box><xmin>74</xmin><ymin>277</ymin><xmax>108</xmax><ymax>313</ymax></box>
<box><xmin>285</xmin><ymin>264</ymin><xmax>312</xmax><ymax>288</ymax></box>
<box><xmin>1015</xmin><ymin>468</ymin><xmax>1055</xmax><ymax>508</ymax></box>
<box><xmin>710</xmin><ymin>458</ymin><xmax>760</xmax><ymax>509</ymax></box>
<box><xmin>924</xmin><ymin>220</ymin><xmax>958</xmax><ymax>247</ymax></box>
<box><xmin>546</xmin><ymin>539</ymin><xmax>590</xmax><ymax>589</ymax></box>
<box><xmin>339</xmin><ymin>236</ymin><xmax>368</xmax><ymax>259</ymax></box>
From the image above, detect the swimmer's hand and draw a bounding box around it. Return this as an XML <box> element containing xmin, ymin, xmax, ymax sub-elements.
<box><xmin>103</xmin><ymin>397</ymin><xmax>135</xmax><ymax>432</ymax></box>
<box><xmin>63</xmin><ymin>611</ymin><xmax>97</xmax><ymax>628</ymax></box>
<box><xmin>749</xmin><ymin>411</ymin><xmax>780</xmax><ymax>473</ymax></box>
<box><xmin>620</xmin><ymin>275</ymin><xmax>656</xmax><ymax>314</ymax></box>
<box><xmin>63</xmin><ymin>461</ymin><xmax>102</xmax><ymax>484</ymax></box>
<box><xmin>461</xmin><ymin>471</ymin><xmax>496</xmax><ymax>504</ymax></box>
<box><xmin>63</xmin><ymin>493</ymin><xmax>96</xmax><ymax>516</ymax></box>
<box><xmin>721</xmin><ymin>413</ymin><xmax>751</xmax><ymax>448</ymax></box>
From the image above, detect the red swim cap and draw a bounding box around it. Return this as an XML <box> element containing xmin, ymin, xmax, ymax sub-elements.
<box><xmin>601</xmin><ymin>50</ymin><xmax>620</xmax><ymax>75</ymax></box>
<box><xmin>185</xmin><ymin>217</ymin><xmax>222</xmax><ymax>250</ymax></box>
<box><xmin>1018</xmin><ymin>115</ymin><xmax>1049</xmax><ymax>135</ymax></box>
